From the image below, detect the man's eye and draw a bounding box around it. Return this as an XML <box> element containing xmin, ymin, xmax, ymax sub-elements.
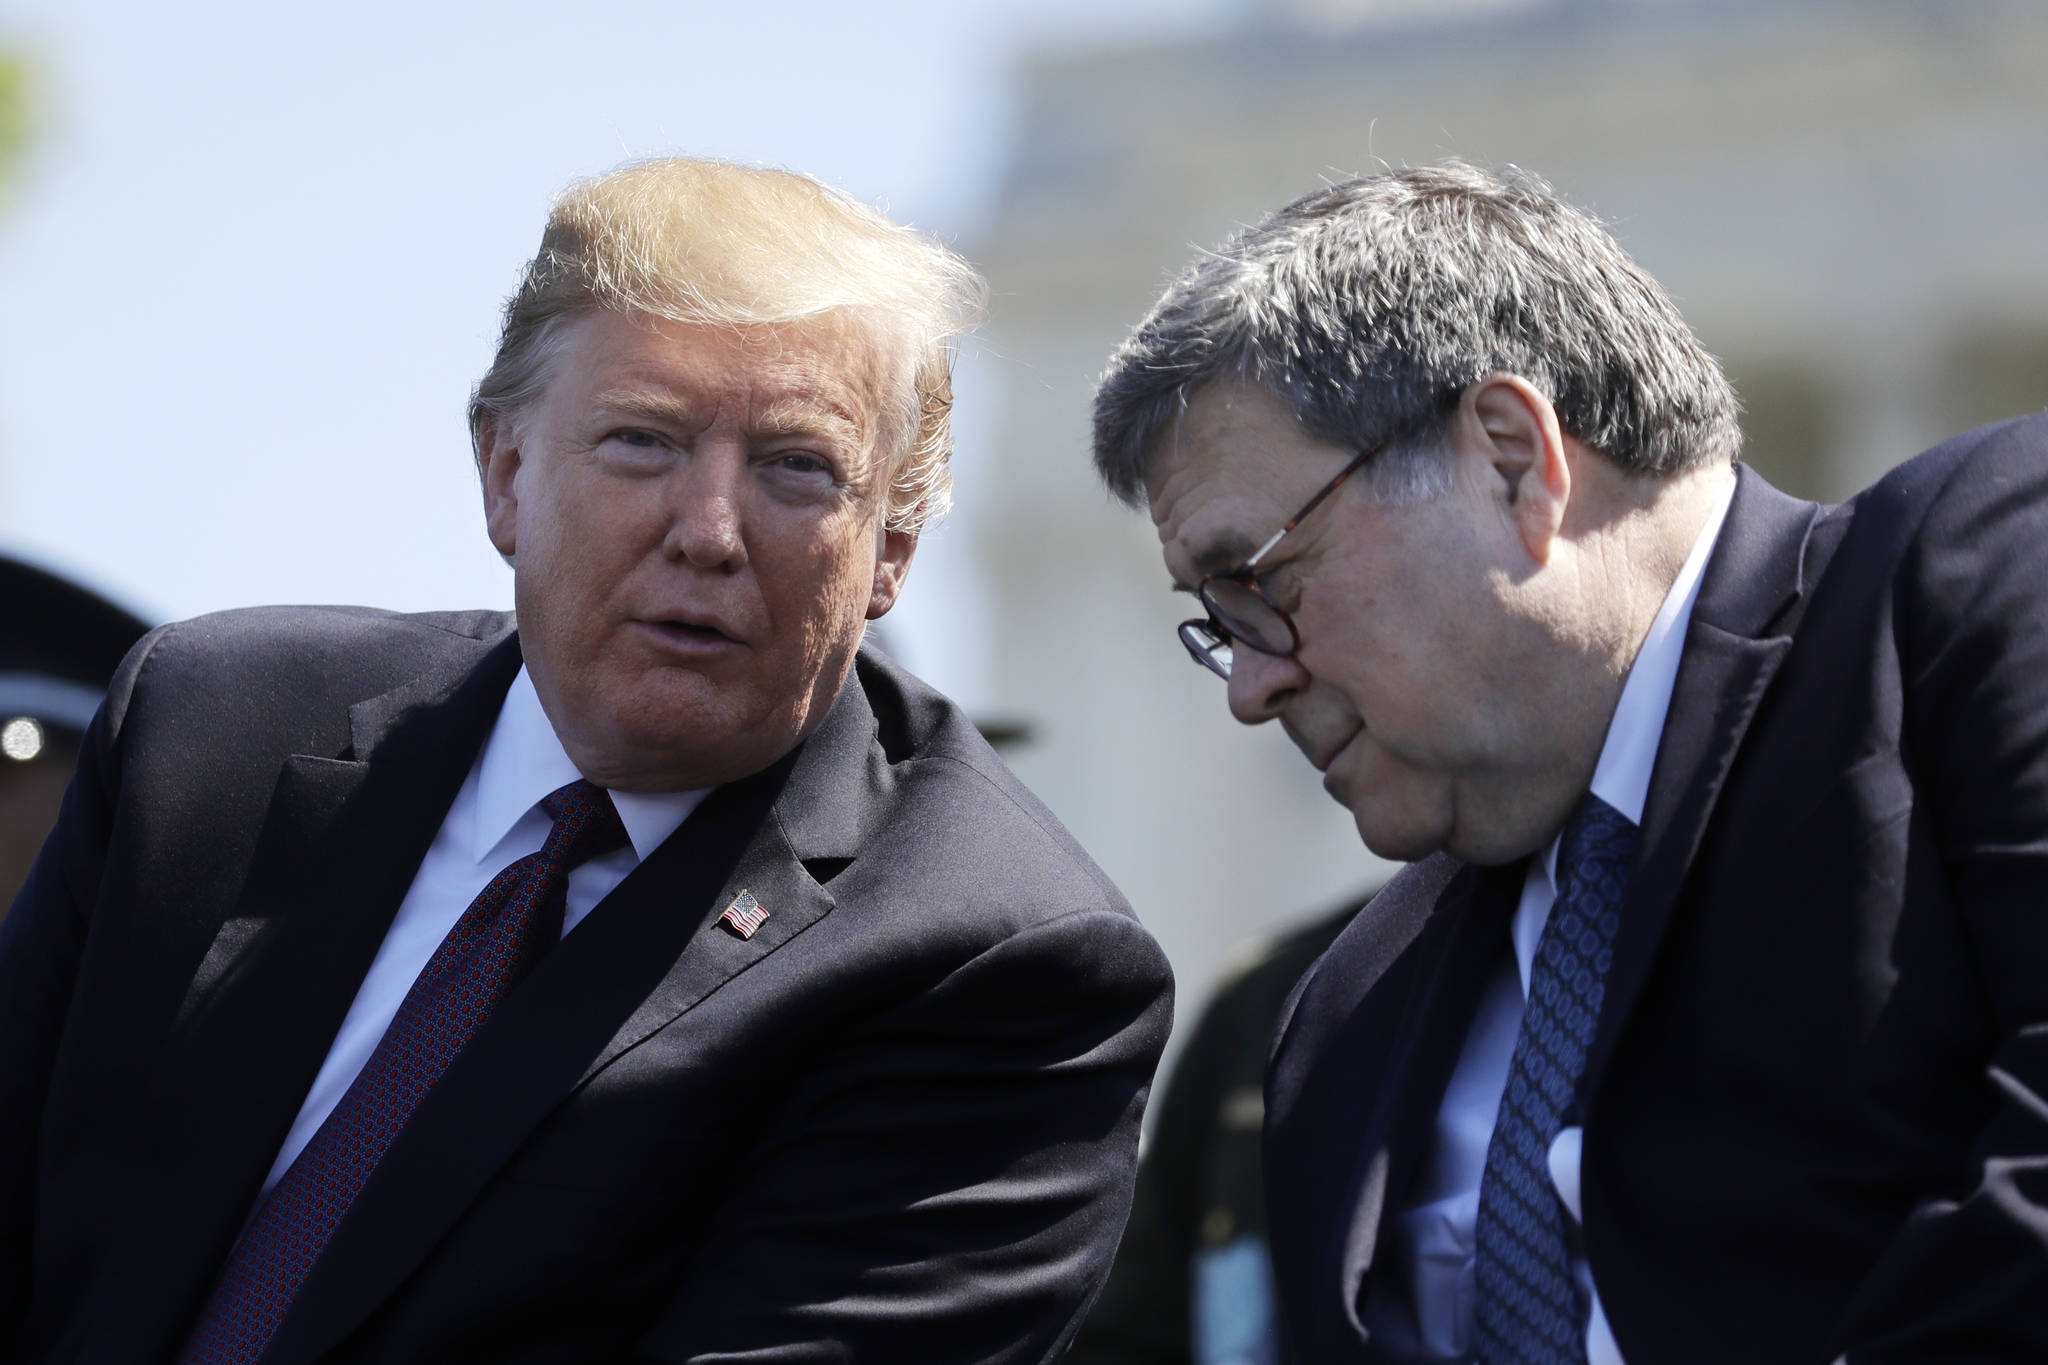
<box><xmin>774</xmin><ymin>452</ymin><xmax>831</xmax><ymax>476</ymax></box>
<box><xmin>595</xmin><ymin>428</ymin><xmax>678</xmax><ymax>476</ymax></box>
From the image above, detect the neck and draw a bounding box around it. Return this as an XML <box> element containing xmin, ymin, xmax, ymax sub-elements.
<box><xmin>1571</xmin><ymin>459</ymin><xmax>1734</xmax><ymax>679</ymax></box>
<box><xmin>1492</xmin><ymin>458</ymin><xmax>1733</xmax><ymax>859</ymax></box>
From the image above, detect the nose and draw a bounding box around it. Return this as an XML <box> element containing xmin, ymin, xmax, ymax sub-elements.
<box><xmin>663</xmin><ymin>449</ymin><xmax>748</xmax><ymax>572</ymax></box>
<box><xmin>1226</xmin><ymin>644</ymin><xmax>1308</xmax><ymax>725</ymax></box>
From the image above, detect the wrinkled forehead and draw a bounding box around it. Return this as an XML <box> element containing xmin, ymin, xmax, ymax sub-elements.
<box><xmin>570</xmin><ymin>308</ymin><xmax>898</xmax><ymax>444</ymax></box>
<box><xmin>762</xmin><ymin>308</ymin><xmax>901</xmax><ymax>405</ymax></box>
<box><xmin>1145</xmin><ymin>381</ymin><xmax>1331</xmax><ymax>578</ymax></box>
<box><xmin>711</xmin><ymin>311</ymin><xmax>899</xmax><ymax>423</ymax></box>
<box><xmin>740</xmin><ymin>309</ymin><xmax>917</xmax><ymax>471</ymax></box>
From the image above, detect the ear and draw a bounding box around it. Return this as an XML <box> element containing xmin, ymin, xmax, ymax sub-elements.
<box><xmin>1461</xmin><ymin>373</ymin><xmax>1571</xmax><ymax>566</ymax></box>
<box><xmin>475</xmin><ymin>415</ymin><xmax>523</xmax><ymax>561</ymax></box>
<box><xmin>866</xmin><ymin>521</ymin><xmax>919</xmax><ymax>620</ymax></box>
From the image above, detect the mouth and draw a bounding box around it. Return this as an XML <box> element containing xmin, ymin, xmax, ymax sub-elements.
<box><xmin>1302</xmin><ymin>732</ymin><xmax>1368</xmax><ymax>794</ymax></box>
<box><xmin>1309</xmin><ymin>723</ymin><xmax>1363</xmax><ymax>775</ymax></box>
<box><xmin>635</xmin><ymin>615</ymin><xmax>744</xmax><ymax>650</ymax></box>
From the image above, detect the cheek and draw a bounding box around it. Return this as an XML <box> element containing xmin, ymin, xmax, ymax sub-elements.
<box><xmin>1312</xmin><ymin>574</ymin><xmax>1483</xmax><ymax>730</ymax></box>
<box><xmin>515</xmin><ymin>486</ymin><xmax>659</xmax><ymax>647</ymax></box>
<box><xmin>511</xmin><ymin>469</ymin><xmax>583</xmax><ymax>565</ymax></box>
<box><xmin>764</xmin><ymin>520</ymin><xmax>878</xmax><ymax>648</ymax></box>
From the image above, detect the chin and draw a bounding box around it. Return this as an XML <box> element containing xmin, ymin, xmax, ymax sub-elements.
<box><xmin>1336</xmin><ymin>765</ymin><xmax>1455</xmax><ymax>862</ymax></box>
<box><xmin>589</xmin><ymin>725</ymin><xmax>768</xmax><ymax>792</ymax></box>
<box><xmin>1348</xmin><ymin>804</ymin><xmax>1447</xmax><ymax>863</ymax></box>
<box><xmin>1360</xmin><ymin>827</ymin><xmax>1448</xmax><ymax>863</ymax></box>
<box><xmin>1437</xmin><ymin>821</ymin><xmax>1551</xmax><ymax>868</ymax></box>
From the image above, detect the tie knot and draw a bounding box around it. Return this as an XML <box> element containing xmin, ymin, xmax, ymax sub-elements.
<box><xmin>539</xmin><ymin>778</ymin><xmax>629</xmax><ymax>870</ymax></box>
<box><xmin>1559</xmin><ymin>791</ymin><xmax>1637</xmax><ymax>883</ymax></box>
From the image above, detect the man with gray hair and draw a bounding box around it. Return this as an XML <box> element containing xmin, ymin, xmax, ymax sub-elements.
<box><xmin>1093</xmin><ymin>162</ymin><xmax>2048</xmax><ymax>1362</ymax></box>
<box><xmin>0</xmin><ymin>156</ymin><xmax>1172</xmax><ymax>1364</ymax></box>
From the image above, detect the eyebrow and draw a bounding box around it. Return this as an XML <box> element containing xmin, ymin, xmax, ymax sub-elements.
<box><xmin>753</xmin><ymin>397</ymin><xmax>864</xmax><ymax>449</ymax></box>
<box><xmin>1166</xmin><ymin>531</ymin><xmax>1264</xmax><ymax>594</ymax></box>
<box><xmin>1191</xmin><ymin>533</ymin><xmax>1261</xmax><ymax>575</ymax></box>
<box><xmin>590</xmin><ymin>390</ymin><xmax>866</xmax><ymax>452</ymax></box>
<box><xmin>591</xmin><ymin>389</ymin><xmax>710</xmax><ymax>431</ymax></box>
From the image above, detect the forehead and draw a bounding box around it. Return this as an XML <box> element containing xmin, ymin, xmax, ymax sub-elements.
<box><xmin>550</xmin><ymin>309</ymin><xmax>886</xmax><ymax>441</ymax></box>
<box><xmin>1146</xmin><ymin>381</ymin><xmax>1352</xmax><ymax>578</ymax></box>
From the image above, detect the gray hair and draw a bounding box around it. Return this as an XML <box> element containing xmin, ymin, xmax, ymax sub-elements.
<box><xmin>1093</xmin><ymin>162</ymin><xmax>1740</xmax><ymax>504</ymax></box>
<box><xmin>471</xmin><ymin>157</ymin><xmax>986</xmax><ymax>534</ymax></box>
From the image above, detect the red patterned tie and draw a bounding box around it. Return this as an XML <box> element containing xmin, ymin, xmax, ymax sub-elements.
<box><xmin>176</xmin><ymin>778</ymin><xmax>628</xmax><ymax>1364</ymax></box>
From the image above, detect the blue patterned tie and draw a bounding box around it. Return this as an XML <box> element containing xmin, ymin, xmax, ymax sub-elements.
<box><xmin>176</xmin><ymin>779</ymin><xmax>628</xmax><ymax>1364</ymax></box>
<box><xmin>1472</xmin><ymin>792</ymin><xmax>1635</xmax><ymax>1365</ymax></box>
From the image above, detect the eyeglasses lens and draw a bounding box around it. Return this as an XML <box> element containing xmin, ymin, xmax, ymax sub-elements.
<box><xmin>1178</xmin><ymin>620</ymin><xmax>1234</xmax><ymax>679</ymax></box>
<box><xmin>1200</xmin><ymin>579</ymin><xmax>1292</xmax><ymax>655</ymax></box>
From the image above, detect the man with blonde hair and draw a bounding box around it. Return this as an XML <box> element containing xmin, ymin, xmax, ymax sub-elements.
<box><xmin>0</xmin><ymin>157</ymin><xmax>1172</xmax><ymax>1364</ymax></box>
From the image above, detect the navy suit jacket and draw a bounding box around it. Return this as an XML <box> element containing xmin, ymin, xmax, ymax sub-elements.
<box><xmin>1266</xmin><ymin>414</ymin><xmax>2048</xmax><ymax>1363</ymax></box>
<box><xmin>0</xmin><ymin>610</ymin><xmax>1173</xmax><ymax>1363</ymax></box>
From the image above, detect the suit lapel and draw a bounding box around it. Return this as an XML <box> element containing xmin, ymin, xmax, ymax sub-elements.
<box><xmin>579</xmin><ymin>650</ymin><xmax>879</xmax><ymax>1083</ymax></box>
<box><xmin>1583</xmin><ymin>467</ymin><xmax>1824</xmax><ymax>1096</ymax></box>
<box><xmin>87</xmin><ymin>631</ymin><xmax>520</xmax><ymax>1363</ymax></box>
<box><xmin>1338</xmin><ymin>861</ymin><xmax>1521</xmax><ymax>1332</ymax></box>
<box><xmin>262</xmin><ymin>659</ymin><xmax>881</xmax><ymax>1365</ymax></box>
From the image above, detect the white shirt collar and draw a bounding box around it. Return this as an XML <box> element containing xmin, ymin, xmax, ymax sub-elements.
<box><xmin>471</xmin><ymin>666</ymin><xmax>709</xmax><ymax>865</ymax></box>
<box><xmin>1588</xmin><ymin>475</ymin><xmax>1737</xmax><ymax>828</ymax></box>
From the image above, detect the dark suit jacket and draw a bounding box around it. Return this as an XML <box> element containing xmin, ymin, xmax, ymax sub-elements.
<box><xmin>1266</xmin><ymin>414</ymin><xmax>2048</xmax><ymax>1364</ymax></box>
<box><xmin>0</xmin><ymin>608</ymin><xmax>1173</xmax><ymax>1364</ymax></box>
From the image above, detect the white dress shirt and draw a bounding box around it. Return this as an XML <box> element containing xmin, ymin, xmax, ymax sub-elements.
<box><xmin>260</xmin><ymin>666</ymin><xmax>707</xmax><ymax>1192</ymax></box>
<box><xmin>1379</xmin><ymin>478</ymin><xmax>1735</xmax><ymax>1363</ymax></box>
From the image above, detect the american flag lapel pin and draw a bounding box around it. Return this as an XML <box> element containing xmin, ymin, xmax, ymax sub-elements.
<box><xmin>719</xmin><ymin>889</ymin><xmax>770</xmax><ymax>940</ymax></box>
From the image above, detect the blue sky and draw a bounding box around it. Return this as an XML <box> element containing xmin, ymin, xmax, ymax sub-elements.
<box><xmin>0</xmin><ymin>0</ymin><xmax>1236</xmax><ymax>694</ymax></box>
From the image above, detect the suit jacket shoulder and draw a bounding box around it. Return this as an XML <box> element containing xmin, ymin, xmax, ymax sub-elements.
<box><xmin>831</xmin><ymin>647</ymin><xmax>1140</xmax><ymax>937</ymax></box>
<box><xmin>113</xmin><ymin>605</ymin><xmax>511</xmax><ymax>748</ymax></box>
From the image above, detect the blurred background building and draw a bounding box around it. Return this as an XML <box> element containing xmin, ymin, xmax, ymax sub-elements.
<box><xmin>964</xmin><ymin>0</ymin><xmax>2048</xmax><ymax>1056</ymax></box>
<box><xmin>2</xmin><ymin>0</ymin><xmax>2044</xmax><ymax>1057</ymax></box>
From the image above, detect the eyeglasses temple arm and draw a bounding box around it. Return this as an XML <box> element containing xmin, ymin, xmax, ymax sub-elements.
<box><xmin>1245</xmin><ymin>444</ymin><xmax>1380</xmax><ymax>570</ymax></box>
<box><xmin>1241</xmin><ymin>524</ymin><xmax>1289</xmax><ymax>571</ymax></box>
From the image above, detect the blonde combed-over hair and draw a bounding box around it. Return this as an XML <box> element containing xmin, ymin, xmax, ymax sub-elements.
<box><xmin>470</xmin><ymin>157</ymin><xmax>986</xmax><ymax>533</ymax></box>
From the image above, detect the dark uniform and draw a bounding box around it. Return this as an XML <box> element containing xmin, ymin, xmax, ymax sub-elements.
<box><xmin>1070</xmin><ymin>892</ymin><xmax>1374</xmax><ymax>1365</ymax></box>
<box><xmin>0</xmin><ymin>555</ymin><xmax>149</xmax><ymax>912</ymax></box>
